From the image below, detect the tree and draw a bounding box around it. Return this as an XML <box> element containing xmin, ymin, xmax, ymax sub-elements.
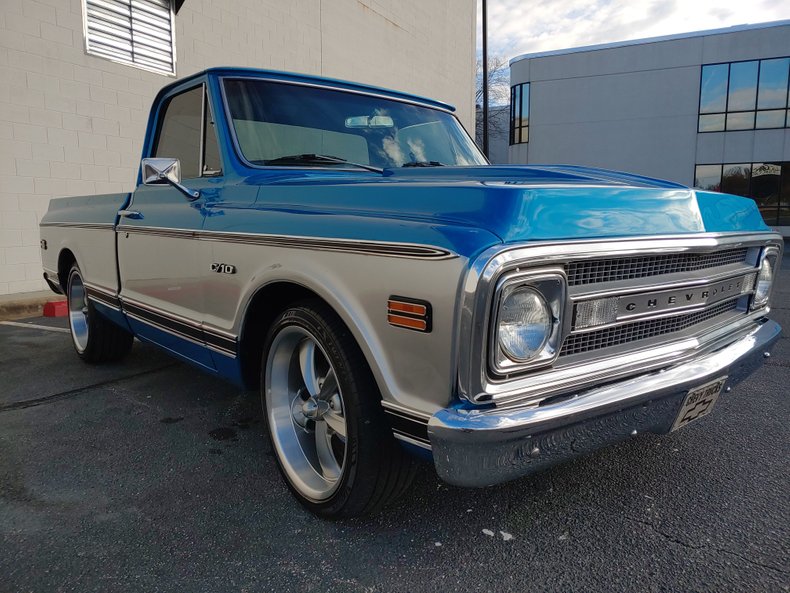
<box><xmin>476</xmin><ymin>55</ymin><xmax>510</xmax><ymax>106</ymax></box>
<box><xmin>475</xmin><ymin>56</ymin><xmax>510</xmax><ymax>146</ymax></box>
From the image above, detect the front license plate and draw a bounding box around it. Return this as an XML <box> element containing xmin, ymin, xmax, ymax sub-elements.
<box><xmin>670</xmin><ymin>377</ymin><xmax>727</xmax><ymax>432</ymax></box>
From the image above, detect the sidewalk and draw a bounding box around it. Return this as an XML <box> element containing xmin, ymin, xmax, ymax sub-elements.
<box><xmin>0</xmin><ymin>290</ymin><xmax>64</xmax><ymax>321</ymax></box>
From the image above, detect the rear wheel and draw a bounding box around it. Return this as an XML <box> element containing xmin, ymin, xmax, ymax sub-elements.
<box><xmin>67</xmin><ymin>263</ymin><xmax>133</xmax><ymax>363</ymax></box>
<box><xmin>262</xmin><ymin>300</ymin><xmax>415</xmax><ymax>518</ymax></box>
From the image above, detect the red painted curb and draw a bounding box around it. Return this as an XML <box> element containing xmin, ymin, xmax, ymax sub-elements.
<box><xmin>43</xmin><ymin>300</ymin><xmax>68</xmax><ymax>317</ymax></box>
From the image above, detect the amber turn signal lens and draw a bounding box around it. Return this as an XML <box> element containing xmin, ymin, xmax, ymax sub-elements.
<box><xmin>387</xmin><ymin>296</ymin><xmax>432</xmax><ymax>333</ymax></box>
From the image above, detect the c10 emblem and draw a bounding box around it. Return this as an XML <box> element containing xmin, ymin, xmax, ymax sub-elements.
<box><xmin>210</xmin><ymin>263</ymin><xmax>236</xmax><ymax>274</ymax></box>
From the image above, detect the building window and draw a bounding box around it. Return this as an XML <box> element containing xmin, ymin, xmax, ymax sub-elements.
<box><xmin>694</xmin><ymin>162</ymin><xmax>790</xmax><ymax>227</ymax></box>
<box><xmin>698</xmin><ymin>58</ymin><xmax>790</xmax><ymax>132</ymax></box>
<box><xmin>83</xmin><ymin>0</ymin><xmax>176</xmax><ymax>76</ymax></box>
<box><xmin>509</xmin><ymin>83</ymin><xmax>529</xmax><ymax>144</ymax></box>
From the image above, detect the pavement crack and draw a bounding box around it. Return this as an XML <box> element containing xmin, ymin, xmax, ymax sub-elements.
<box><xmin>0</xmin><ymin>364</ymin><xmax>177</xmax><ymax>412</ymax></box>
<box><xmin>622</xmin><ymin>514</ymin><xmax>698</xmax><ymax>550</ymax></box>
<box><xmin>620</xmin><ymin>514</ymin><xmax>788</xmax><ymax>575</ymax></box>
<box><xmin>710</xmin><ymin>548</ymin><xmax>790</xmax><ymax>576</ymax></box>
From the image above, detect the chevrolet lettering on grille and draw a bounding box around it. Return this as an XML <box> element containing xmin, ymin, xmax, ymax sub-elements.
<box><xmin>616</xmin><ymin>275</ymin><xmax>751</xmax><ymax>320</ymax></box>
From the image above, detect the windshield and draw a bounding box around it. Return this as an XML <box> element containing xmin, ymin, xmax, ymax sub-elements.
<box><xmin>222</xmin><ymin>78</ymin><xmax>487</xmax><ymax>169</ymax></box>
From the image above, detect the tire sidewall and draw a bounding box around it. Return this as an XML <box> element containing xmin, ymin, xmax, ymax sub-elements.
<box><xmin>261</xmin><ymin>304</ymin><xmax>366</xmax><ymax>517</ymax></box>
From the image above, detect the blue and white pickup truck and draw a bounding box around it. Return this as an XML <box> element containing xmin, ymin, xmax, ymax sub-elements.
<box><xmin>40</xmin><ymin>67</ymin><xmax>782</xmax><ymax>518</ymax></box>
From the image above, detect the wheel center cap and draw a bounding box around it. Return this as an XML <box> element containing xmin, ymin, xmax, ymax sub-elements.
<box><xmin>301</xmin><ymin>398</ymin><xmax>330</xmax><ymax>420</ymax></box>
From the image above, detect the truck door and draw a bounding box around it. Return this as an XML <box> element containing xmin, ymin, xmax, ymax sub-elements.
<box><xmin>117</xmin><ymin>82</ymin><xmax>222</xmax><ymax>370</ymax></box>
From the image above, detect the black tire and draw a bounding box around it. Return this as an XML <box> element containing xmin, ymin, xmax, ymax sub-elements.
<box><xmin>261</xmin><ymin>299</ymin><xmax>416</xmax><ymax>518</ymax></box>
<box><xmin>66</xmin><ymin>262</ymin><xmax>133</xmax><ymax>363</ymax></box>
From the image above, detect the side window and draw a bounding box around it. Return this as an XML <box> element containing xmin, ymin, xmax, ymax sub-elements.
<box><xmin>154</xmin><ymin>85</ymin><xmax>223</xmax><ymax>179</ymax></box>
<box><xmin>154</xmin><ymin>86</ymin><xmax>202</xmax><ymax>179</ymax></box>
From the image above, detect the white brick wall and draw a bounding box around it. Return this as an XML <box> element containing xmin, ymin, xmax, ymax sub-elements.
<box><xmin>0</xmin><ymin>0</ymin><xmax>476</xmax><ymax>295</ymax></box>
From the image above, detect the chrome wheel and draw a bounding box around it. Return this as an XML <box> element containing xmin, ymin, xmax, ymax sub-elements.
<box><xmin>68</xmin><ymin>270</ymin><xmax>89</xmax><ymax>353</ymax></box>
<box><xmin>265</xmin><ymin>326</ymin><xmax>348</xmax><ymax>502</ymax></box>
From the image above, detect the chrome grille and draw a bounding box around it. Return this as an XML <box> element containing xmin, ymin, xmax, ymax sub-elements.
<box><xmin>560</xmin><ymin>299</ymin><xmax>740</xmax><ymax>357</ymax></box>
<box><xmin>565</xmin><ymin>248</ymin><xmax>749</xmax><ymax>287</ymax></box>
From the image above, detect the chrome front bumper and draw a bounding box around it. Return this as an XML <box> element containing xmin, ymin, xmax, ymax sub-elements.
<box><xmin>429</xmin><ymin>319</ymin><xmax>781</xmax><ymax>488</ymax></box>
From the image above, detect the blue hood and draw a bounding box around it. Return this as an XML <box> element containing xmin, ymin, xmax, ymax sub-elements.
<box><xmin>232</xmin><ymin>164</ymin><xmax>770</xmax><ymax>258</ymax></box>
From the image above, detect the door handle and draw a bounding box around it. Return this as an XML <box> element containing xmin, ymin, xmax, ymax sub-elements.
<box><xmin>118</xmin><ymin>210</ymin><xmax>143</xmax><ymax>220</ymax></box>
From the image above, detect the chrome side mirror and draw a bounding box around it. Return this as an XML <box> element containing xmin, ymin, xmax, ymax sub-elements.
<box><xmin>142</xmin><ymin>157</ymin><xmax>200</xmax><ymax>201</ymax></box>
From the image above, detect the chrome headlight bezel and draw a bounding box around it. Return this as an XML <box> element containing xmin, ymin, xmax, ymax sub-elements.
<box><xmin>751</xmin><ymin>246</ymin><xmax>779</xmax><ymax>311</ymax></box>
<box><xmin>489</xmin><ymin>269</ymin><xmax>567</xmax><ymax>375</ymax></box>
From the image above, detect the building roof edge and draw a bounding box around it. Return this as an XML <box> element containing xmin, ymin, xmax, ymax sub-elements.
<box><xmin>508</xmin><ymin>19</ymin><xmax>790</xmax><ymax>66</ymax></box>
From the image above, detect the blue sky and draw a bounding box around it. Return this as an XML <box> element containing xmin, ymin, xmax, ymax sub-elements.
<box><xmin>478</xmin><ymin>0</ymin><xmax>790</xmax><ymax>61</ymax></box>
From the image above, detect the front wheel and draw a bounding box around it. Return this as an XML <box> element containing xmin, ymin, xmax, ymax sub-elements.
<box><xmin>262</xmin><ymin>300</ymin><xmax>415</xmax><ymax>518</ymax></box>
<box><xmin>67</xmin><ymin>262</ymin><xmax>133</xmax><ymax>363</ymax></box>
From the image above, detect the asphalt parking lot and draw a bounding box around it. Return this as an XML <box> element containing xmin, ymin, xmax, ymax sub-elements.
<box><xmin>1</xmin><ymin>261</ymin><xmax>788</xmax><ymax>593</ymax></box>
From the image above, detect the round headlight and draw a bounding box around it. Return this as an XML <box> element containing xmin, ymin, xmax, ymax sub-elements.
<box><xmin>753</xmin><ymin>253</ymin><xmax>775</xmax><ymax>308</ymax></box>
<box><xmin>498</xmin><ymin>287</ymin><xmax>552</xmax><ymax>362</ymax></box>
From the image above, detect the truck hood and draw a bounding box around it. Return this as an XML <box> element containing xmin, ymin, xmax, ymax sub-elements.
<box><xmin>238</xmin><ymin>164</ymin><xmax>769</xmax><ymax>254</ymax></box>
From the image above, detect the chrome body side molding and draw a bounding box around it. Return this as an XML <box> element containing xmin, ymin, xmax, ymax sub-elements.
<box><xmin>120</xmin><ymin>226</ymin><xmax>456</xmax><ymax>260</ymax></box>
<box><xmin>39</xmin><ymin>222</ymin><xmax>115</xmax><ymax>231</ymax></box>
<box><xmin>380</xmin><ymin>402</ymin><xmax>432</xmax><ymax>449</ymax></box>
<box><xmin>84</xmin><ymin>282</ymin><xmax>122</xmax><ymax>310</ymax></box>
<box><xmin>121</xmin><ymin>296</ymin><xmax>238</xmax><ymax>357</ymax></box>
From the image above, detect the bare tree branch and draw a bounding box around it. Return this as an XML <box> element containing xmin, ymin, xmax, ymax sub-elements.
<box><xmin>476</xmin><ymin>56</ymin><xmax>510</xmax><ymax>144</ymax></box>
<box><xmin>476</xmin><ymin>56</ymin><xmax>510</xmax><ymax>107</ymax></box>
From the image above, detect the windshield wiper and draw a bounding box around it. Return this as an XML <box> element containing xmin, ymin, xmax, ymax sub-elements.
<box><xmin>401</xmin><ymin>160</ymin><xmax>445</xmax><ymax>167</ymax></box>
<box><xmin>263</xmin><ymin>153</ymin><xmax>383</xmax><ymax>174</ymax></box>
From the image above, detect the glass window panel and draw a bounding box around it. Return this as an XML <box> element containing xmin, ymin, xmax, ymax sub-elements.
<box><xmin>727</xmin><ymin>61</ymin><xmax>758</xmax><ymax>111</ymax></box>
<box><xmin>721</xmin><ymin>163</ymin><xmax>752</xmax><ymax>197</ymax></box>
<box><xmin>755</xmin><ymin>109</ymin><xmax>786</xmax><ymax>129</ymax></box>
<box><xmin>700</xmin><ymin>64</ymin><xmax>728</xmax><ymax>113</ymax></box>
<box><xmin>518</xmin><ymin>113</ymin><xmax>529</xmax><ymax>133</ymax></box>
<box><xmin>520</xmin><ymin>125</ymin><xmax>528</xmax><ymax>143</ymax></box>
<box><xmin>509</xmin><ymin>84</ymin><xmax>529</xmax><ymax>144</ymax></box>
<box><xmin>750</xmin><ymin>162</ymin><xmax>781</xmax><ymax>226</ymax></box>
<box><xmin>513</xmin><ymin>85</ymin><xmax>521</xmax><ymax>120</ymax></box>
<box><xmin>223</xmin><ymin>78</ymin><xmax>486</xmax><ymax>168</ymax></box>
<box><xmin>778</xmin><ymin>162</ymin><xmax>790</xmax><ymax>226</ymax></box>
<box><xmin>694</xmin><ymin>165</ymin><xmax>722</xmax><ymax>191</ymax></box>
<box><xmin>509</xmin><ymin>86</ymin><xmax>515</xmax><ymax>144</ymax></box>
<box><xmin>154</xmin><ymin>86</ymin><xmax>202</xmax><ymax>179</ymax></box>
<box><xmin>726</xmin><ymin>111</ymin><xmax>755</xmax><ymax>131</ymax></box>
<box><xmin>511</xmin><ymin>85</ymin><xmax>520</xmax><ymax>144</ymax></box>
<box><xmin>698</xmin><ymin>113</ymin><xmax>725</xmax><ymax>132</ymax></box>
<box><xmin>757</xmin><ymin>58</ymin><xmax>789</xmax><ymax>109</ymax></box>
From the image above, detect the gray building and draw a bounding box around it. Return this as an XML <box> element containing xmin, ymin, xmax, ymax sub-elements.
<box><xmin>508</xmin><ymin>20</ymin><xmax>790</xmax><ymax>236</ymax></box>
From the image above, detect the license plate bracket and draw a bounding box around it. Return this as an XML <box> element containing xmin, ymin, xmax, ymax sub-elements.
<box><xmin>670</xmin><ymin>376</ymin><xmax>727</xmax><ymax>432</ymax></box>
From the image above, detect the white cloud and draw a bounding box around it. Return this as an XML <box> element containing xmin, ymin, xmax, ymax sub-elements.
<box><xmin>478</xmin><ymin>0</ymin><xmax>790</xmax><ymax>60</ymax></box>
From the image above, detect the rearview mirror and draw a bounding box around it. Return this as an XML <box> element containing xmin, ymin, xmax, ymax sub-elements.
<box><xmin>345</xmin><ymin>115</ymin><xmax>394</xmax><ymax>128</ymax></box>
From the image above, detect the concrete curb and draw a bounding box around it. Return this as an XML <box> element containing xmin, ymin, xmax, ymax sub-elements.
<box><xmin>0</xmin><ymin>290</ymin><xmax>64</xmax><ymax>321</ymax></box>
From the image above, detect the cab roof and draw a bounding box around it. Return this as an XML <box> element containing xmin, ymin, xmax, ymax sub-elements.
<box><xmin>157</xmin><ymin>66</ymin><xmax>456</xmax><ymax>112</ymax></box>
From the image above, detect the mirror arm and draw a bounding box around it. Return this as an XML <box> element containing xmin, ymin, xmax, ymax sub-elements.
<box><xmin>159</xmin><ymin>173</ymin><xmax>200</xmax><ymax>201</ymax></box>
